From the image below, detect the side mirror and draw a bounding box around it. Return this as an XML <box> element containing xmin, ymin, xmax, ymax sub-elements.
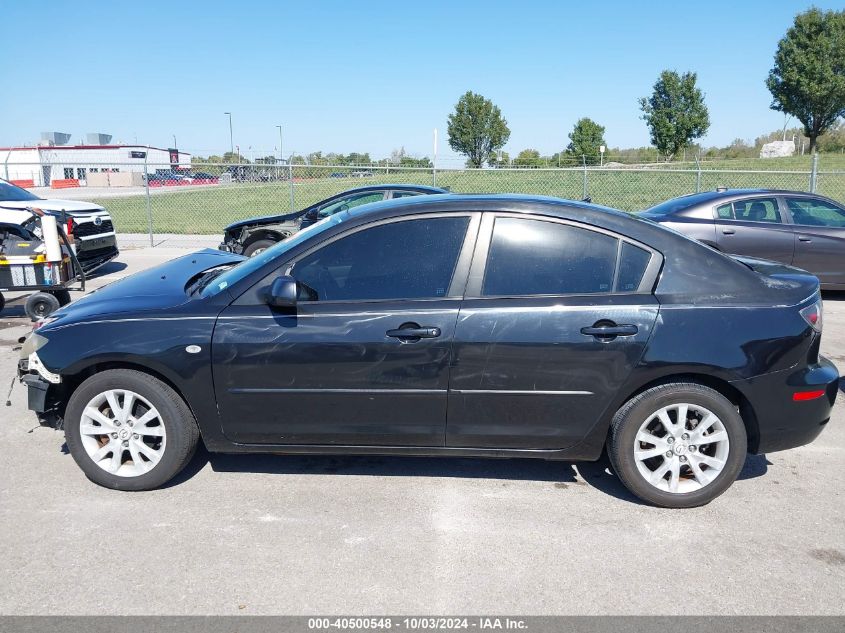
<box><xmin>266</xmin><ymin>275</ymin><xmax>298</xmax><ymax>308</ymax></box>
<box><xmin>304</xmin><ymin>208</ymin><xmax>319</xmax><ymax>220</ymax></box>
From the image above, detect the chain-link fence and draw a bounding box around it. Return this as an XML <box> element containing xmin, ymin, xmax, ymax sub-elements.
<box><xmin>3</xmin><ymin>156</ymin><xmax>845</xmax><ymax>241</ymax></box>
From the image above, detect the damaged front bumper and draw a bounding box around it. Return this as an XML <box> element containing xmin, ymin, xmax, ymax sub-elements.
<box><xmin>18</xmin><ymin>352</ymin><xmax>62</xmax><ymax>414</ymax></box>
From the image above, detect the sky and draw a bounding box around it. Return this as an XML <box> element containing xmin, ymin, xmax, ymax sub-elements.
<box><xmin>0</xmin><ymin>0</ymin><xmax>840</xmax><ymax>163</ymax></box>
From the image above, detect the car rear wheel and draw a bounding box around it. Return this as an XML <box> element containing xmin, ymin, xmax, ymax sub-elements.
<box><xmin>243</xmin><ymin>238</ymin><xmax>277</xmax><ymax>257</ymax></box>
<box><xmin>608</xmin><ymin>382</ymin><xmax>746</xmax><ymax>508</ymax></box>
<box><xmin>64</xmin><ymin>369</ymin><xmax>199</xmax><ymax>490</ymax></box>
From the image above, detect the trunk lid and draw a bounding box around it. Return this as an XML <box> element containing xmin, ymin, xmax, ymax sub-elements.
<box><xmin>730</xmin><ymin>254</ymin><xmax>820</xmax><ymax>305</ymax></box>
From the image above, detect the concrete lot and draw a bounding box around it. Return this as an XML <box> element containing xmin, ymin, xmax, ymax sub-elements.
<box><xmin>0</xmin><ymin>244</ymin><xmax>843</xmax><ymax>615</ymax></box>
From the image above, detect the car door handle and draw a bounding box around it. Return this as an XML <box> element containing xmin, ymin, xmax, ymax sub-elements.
<box><xmin>580</xmin><ymin>324</ymin><xmax>638</xmax><ymax>338</ymax></box>
<box><xmin>722</xmin><ymin>228</ymin><xmax>736</xmax><ymax>235</ymax></box>
<box><xmin>798</xmin><ymin>235</ymin><xmax>812</xmax><ymax>242</ymax></box>
<box><xmin>386</xmin><ymin>326</ymin><xmax>441</xmax><ymax>339</ymax></box>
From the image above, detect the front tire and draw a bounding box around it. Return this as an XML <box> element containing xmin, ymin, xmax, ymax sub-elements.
<box><xmin>64</xmin><ymin>369</ymin><xmax>199</xmax><ymax>490</ymax></box>
<box><xmin>608</xmin><ymin>382</ymin><xmax>746</xmax><ymax>508</ymax></box>
<box><xmin>243</xmin><ymin>238</ymin><xmax>277</xmax><ymax>257</ymax></box>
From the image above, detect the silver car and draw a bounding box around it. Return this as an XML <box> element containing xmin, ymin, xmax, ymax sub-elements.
<box><xmin>640</xmin><ymin>189</ymin><xmax>845</xmax><ymax>289</ymax></box>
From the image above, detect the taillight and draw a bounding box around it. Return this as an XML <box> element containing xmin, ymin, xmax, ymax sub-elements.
<box><xmin>793</xmin><ymin>390</ymin><xmax>826</xmax><ymax>401</ymax></box>
<box><xmin>66</xmin><ymin>218</ymin><xmax>75</xmax><ymax>235</ymax></box>
<box><xmin>800</xmin><ymin>299</ymin><xmax>823</xmax><ymax>332</ymax></box>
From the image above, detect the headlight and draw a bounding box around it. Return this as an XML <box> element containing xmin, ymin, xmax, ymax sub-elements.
<box><xmin>34</xmin><ymin>316</ymin><xmax>60</xmax><ymax>330</ymax></box>
<box><xmin>20</xmin><ymin>333</ymin><xmax>49</xmax><ymax>359</ymax></box>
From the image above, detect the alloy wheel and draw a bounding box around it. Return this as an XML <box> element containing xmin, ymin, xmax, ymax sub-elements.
<box><xmin>633</xmin><ymin>403</ymin><xmax>730</xmax><ymax>494</ymax></box>
<box><xmin>78</xmin><ymin>389</ymin><xmax>167</xmax><ymax>477</ymax></box>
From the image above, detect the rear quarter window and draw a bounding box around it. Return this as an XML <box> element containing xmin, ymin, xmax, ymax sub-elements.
<box><xmin>617</xmin><ymin>242</ymin><xmax>652</xmax><ymax>291</ymax></box>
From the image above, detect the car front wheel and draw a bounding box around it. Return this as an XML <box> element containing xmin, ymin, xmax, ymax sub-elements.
<box><xmin>243</xmin><ymin>238</ymin><xmax>278</xmax><ymax>257</ymax></box>
<box><xmin>608</xmin><ymin>382</ymin><xmax>747</xmax><ymax>508</ymax></box>
<box><xmin>64</xmin><ymin>369</ymin><xmax>199</xmax><ymax>490</ymax></box>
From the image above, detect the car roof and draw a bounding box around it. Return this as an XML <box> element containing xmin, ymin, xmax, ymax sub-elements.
<box><xmin>346</xmin><ymin>192</ymin><xmax>631</xmax><ymax>224</ymax></box>
<box><xmin>342</xmin><ymin>183</ymin><xmax>447</xmax><ymax>194</ymax></box>
<box><xmin>646</xmin><ymin>188</ymin><xmax>833</xmax><ymax>213</ymax></box>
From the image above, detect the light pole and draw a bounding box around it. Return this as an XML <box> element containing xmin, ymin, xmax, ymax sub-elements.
<box><xmin>276</xmin><ymin>125</ymin><xmax>283</xmax><ymax>164</ymax></box>
<box><xmin>172</xmin><ymin>134</ymin><xmax>177</xmax><ymax>148</ymax></box>
<box><xmin>224</xmin><ymin>112</ymin><xmax>233</xmax><ymax>159</ymax></box>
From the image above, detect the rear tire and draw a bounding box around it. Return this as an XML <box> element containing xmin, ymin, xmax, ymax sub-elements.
<box><xmin>243</xmin><ymin>238</ymin><xmax>277</xmax><ymax>257</ymax></box>
<box><xmin>608</xmin><ymin>382</ymin><xmax>746</xmax><ymax>508</ymax></box>
<box><xmin>24</xmin><ymin>292</ymin><xmax>60</xmax><ymax>321</ymax></box>
<box><xmin>64</xmin><ymin>369</ymin><xmax>199</xmax><ymax>491</ymax></box>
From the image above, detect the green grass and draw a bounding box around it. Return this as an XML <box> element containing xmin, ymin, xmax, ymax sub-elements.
<box><xmin>92</xmin><ymin>156</ymin><xmax>845</xmax><ymax>235</ymax></box>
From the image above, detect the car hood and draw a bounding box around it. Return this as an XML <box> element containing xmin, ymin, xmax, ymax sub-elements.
<box><xmin>45</xmin><ymin>249</ymin><xmax>245</xmax><ymax>324</ymax></box>
<box><xmin>224</xmin><ymin>209</ymin><xmax>306</xmax><ymax>232</ymax></box>
<box><xmin>0</xmin><ymin>198</ymin><xmax>107</xmax><ymax>214</ymax></box>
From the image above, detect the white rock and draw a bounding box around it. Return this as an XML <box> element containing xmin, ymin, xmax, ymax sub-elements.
<box><xmin>760</xmin><ymin>140</ymin><xmax>795</xmax><ymax>158</ymax></box>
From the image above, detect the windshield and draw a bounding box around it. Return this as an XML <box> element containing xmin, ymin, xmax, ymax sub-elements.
<box><xmin>201</xmin><ymin>212</ymin><xmax>346</xmax><ymax>297</ymax></box>
<box><xmin>0</xmin><ymin>180</ymin><xmax>41</xmax><ymax>202</ymax></box>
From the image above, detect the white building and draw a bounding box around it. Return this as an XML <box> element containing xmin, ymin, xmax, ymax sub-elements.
<box><xmin>0</xmin><ymin>144</ymin><xmax>191</xmax><ymax>187</ymax></box>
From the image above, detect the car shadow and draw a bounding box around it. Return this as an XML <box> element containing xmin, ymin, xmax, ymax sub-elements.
<box><xmin>85</xmin><ymin>261</ymin><xmax>127</xmax><ymax>278</ymax></box>
<box><xmin>0</xmin><ymin>303</ymin><xmax>27</xmax><ymax>320</ymax></box>
<box><xmin>159</xmin><ymin>445</ymin><xmax>771</xmax><ymax>505</ymax></box>
<box><xmin>821</xmin><ymin>289</ymin><xmax>845</xmax><ymax>302</ymax></box>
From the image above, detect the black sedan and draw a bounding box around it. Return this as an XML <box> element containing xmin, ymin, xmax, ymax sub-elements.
<box><xmin>18</xmin><ymin>194</ymin><xmax>837</xmax><ymax>507</ymax></box>
<box><xmin>641</xmin><ymin>189</ymin><xmax>845</xmax><ymax>289</ymax></box>
<box><xmin>220</xmin><ymin>184</ymin><xmax>446</xmax><ymax>256</ymax></box>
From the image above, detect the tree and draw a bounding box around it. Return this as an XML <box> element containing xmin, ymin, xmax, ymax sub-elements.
<box><xmin>766</xmin><ymin>8</ymin><xmax>845</xmax><ymax>153</ymax></box>
<box><xmin>389</xmin><ymin>147</ymin><xmax>406</xmax><ymax>166</ymax></box>
<box><xmin>489</xmin><ymin>151</ymin><xmax>510</xmax><ymax>168</ymax></box>
<box><xmin>447</xmin><ymin>91</ymin><xmax>510</xmax><ymax>167</ymax></box>
<box><xmin>513</xmin><ymin>148</ymin><xmax>543</xmax><ymax>167</ymax></box>
<box><xmin>639</xmin><ymin>70</ymin><xmax>710</xmax><ymax>160</ymax></box>
<box><xmin>566</xmin><ymin>118</ymin><xmax>606</xmax><ymax>164</ymax></box>
<box><xmin>817</xmin><ymin>120</ymin><xmax>845</xmax><ymax>152</ymax></box>
<box><xmin>399</xmin><ymin>155</ymin><xmax>433</xmax><ymax>168</ymax></box>
<box><xmin>222</xmin><ymin>151</ymin><xmax>249</xmax><ymax>164</ymax></box>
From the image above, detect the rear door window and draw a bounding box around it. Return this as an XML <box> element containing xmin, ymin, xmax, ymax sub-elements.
<box><xmin>731</xmin><ymin>198</ymin><xmax>782</xmax><ymax>224</ymax></box>
<box><xmin>481</xmin><ymin>217</ymin><xmax>620</xmax><ymax>296</ymax></box>
<box><xmin>785</xmin><ymin>197</ymin><xmax>845</xmax><ymax>228</ymax></box>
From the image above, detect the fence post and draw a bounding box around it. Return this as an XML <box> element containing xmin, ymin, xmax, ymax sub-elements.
<box><xmin>582</xmin><ymin>155</ymin><xmax>588</xmax><ymax>200</ymax></box>
<box><xmin>288</xmin><ymin>161</ymin><xmax>295</xmax><ymax>212</ymax></box>
<box><xmin>809</xmin><ymin>153</ymin><xmax>819</xmax><ymax>193</ymax></box>
<box><xmin>144</xmin><ymin>152</ymin><xmax>154</xmax><ymax>247</ymax></box>
<box><xmin>695</xmin><ymin>156</ymin><xmax>702</xmax><ymax>193</ymax></box>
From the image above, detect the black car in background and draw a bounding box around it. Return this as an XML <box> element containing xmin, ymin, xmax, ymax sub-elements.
<box><xmin>220</xmin><ymin>184</ymin><xmax>446</xmax><ymax>256</ymax></box>
<box><xmin>641</xmin><ymin>189</ymin><xmax>845</xmax><ymax>289</ymax></box>
<box><xmin>19</xmin><ymin>194</ymin><xmax>837</xmax><ymax>507</ymax></box>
